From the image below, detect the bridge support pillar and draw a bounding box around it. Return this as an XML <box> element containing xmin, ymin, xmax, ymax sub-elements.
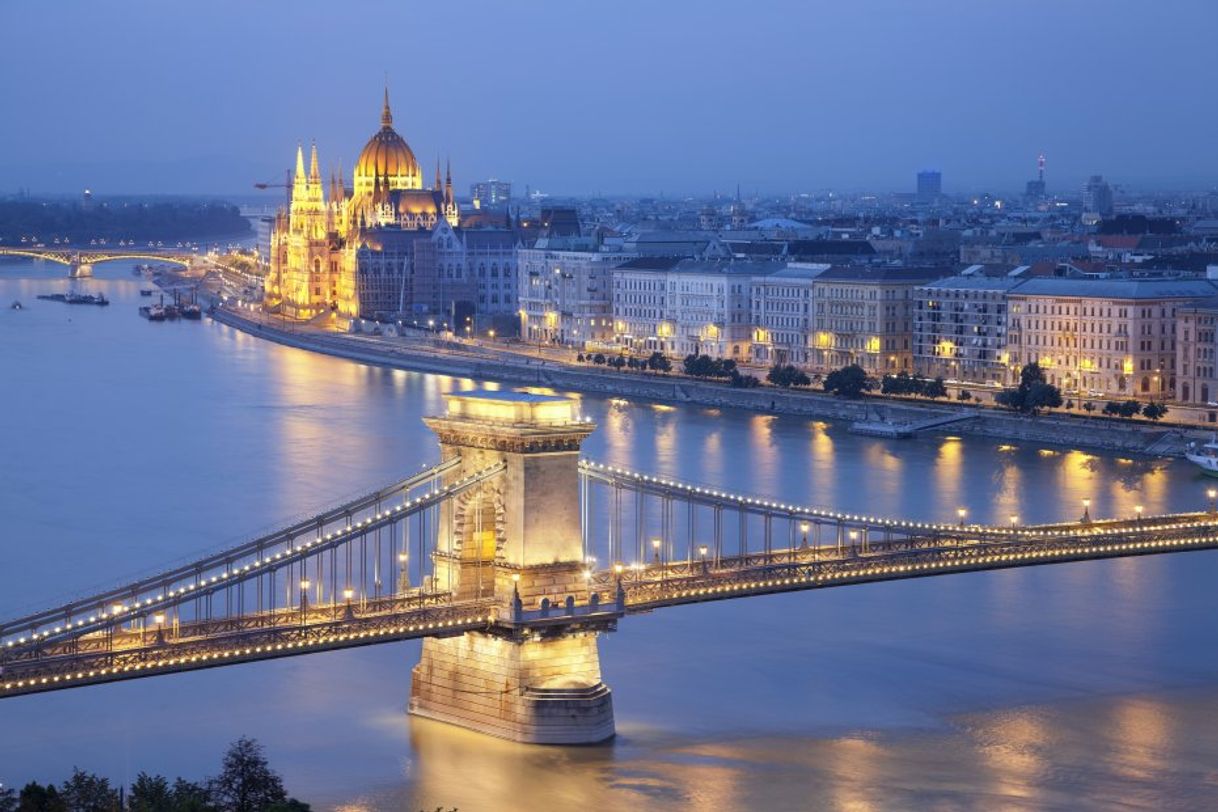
<box><xmin>414</xmin><ymin>390</ymin><xmax>613</xmax><ymax>744</ymax></box>
<box><xmin>70</xmin><ymin>263</ymin><xmax>93</xmax><ymax>278</ymax></box>
<box><xmin>410</xmin><ymin>630</ymin><xmax>613</xmax><ymax>744</ymax></box>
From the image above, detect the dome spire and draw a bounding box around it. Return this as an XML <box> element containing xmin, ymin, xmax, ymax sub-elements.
<box><xmin>381</xmin><ymin>85</ymin><xmax>393</xmax><ymax>129</ymax></box>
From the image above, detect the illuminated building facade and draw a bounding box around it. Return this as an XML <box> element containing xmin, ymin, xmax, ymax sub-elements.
<box><xmin>611</xmin><ymin>259</ymin><xmax>777</xmax><ymax>358</ymax></box>
<box><xmin>810</xmin><ymin>267</ymin><xmax>942</xmax><ymax>374</ymax></box>
<box><xmin>265</xmin><ymin>89</ymin><xmax>460</xmax><ymax>320</ymax></box>
<box><xmin>913</xmin><ymin>275</ymin><xmax>1024</xmax><ymax>384</ymax></box>
<box><xmin>1004</xmin><ymin>278</ymin><xmax>1214</xmax><ymax>398</ymax></box>
<box><xmin>748</xmin><ymin>264</ymin><xmax>828</xmax><ymax>366</ymax></box>
<box><xmin>517</xmin><ymin>235</ymin><xmax>634</xmax><ymax>347</ymax></box>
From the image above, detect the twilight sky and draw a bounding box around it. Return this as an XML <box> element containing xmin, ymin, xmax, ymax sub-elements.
<box><xmin>1</xmin><ymin>0</ymin><xmax>1215</xmax><ymax>198</ymax></box>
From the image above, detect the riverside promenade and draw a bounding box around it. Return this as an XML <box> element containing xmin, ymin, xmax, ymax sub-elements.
<box><xmin>208</xmin><ymin>304</ymin><xmax>1196</xmax><ymax>457</ymax></box>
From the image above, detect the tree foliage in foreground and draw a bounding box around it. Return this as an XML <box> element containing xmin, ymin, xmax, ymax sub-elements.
<box><xmin>9</xmin><ymin>738</ymin><xmax>310</xmax><ymax>812</ymax></box>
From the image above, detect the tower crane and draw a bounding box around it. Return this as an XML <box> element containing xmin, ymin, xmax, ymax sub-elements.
<box><xmin>253</xmin><ymin>169</ymin><xmax>293</xmax><ymax>206</ymax></box>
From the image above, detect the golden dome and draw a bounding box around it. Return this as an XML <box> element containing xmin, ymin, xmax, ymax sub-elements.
<box><xmin>353</xmin><ymin>89</ymin><xmax>421</xmax><ymax>193</ymax></box>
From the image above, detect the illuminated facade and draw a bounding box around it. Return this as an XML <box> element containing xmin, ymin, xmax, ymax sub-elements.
<box><xmin>810</xmin><ymin>267</ymin><xmax>942</xmax><ymax>374</ymax></box>
<box><xmin>1004</xmin><ymin>278</ymin><xmax>1215</xmax><ymax>398</ymax></box>
<box><xmin>611</xmin><ymin>259</ymin><xmax>777</xmax><ymax>358</ymax></box>
<box><xmin>749</xmin><ymin>264</ymin><xmax>827</xmax><ymax>366</ymax></box>
<box><xmin>518</xmin><ymin>236</ymin><xmax>634</xmax><ymax>347</ymax></box>
<box><xmin>913</xmin><ymin>275</ymin><xmax>1024</xmax><ymax>384</ymax></box>
<box><xmin>265</xmin><ymin>89</ymin><xmax>460</xmax><ymax>320</ymax></box>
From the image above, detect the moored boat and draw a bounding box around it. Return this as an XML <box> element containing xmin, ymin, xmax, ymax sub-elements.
<box><xmin>138</xmin><ymin>304</ymin><xmax>166</xmax><ymax>322</ymax></box>
<box><xmin>1185</xmin><ymin>439</ymin><xmax>1218</xmax><ymax>476</ymax></box>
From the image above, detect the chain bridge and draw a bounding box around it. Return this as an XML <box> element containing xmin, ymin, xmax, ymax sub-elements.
<box><xmin>3</xmin><ymin>390</ymin><xmax>1217</xmax><ymax>744</ymax></box>
<box><xmin>0</xmin><ymin>247</ymin><xmax>196</xmax><ymax>277</ymax></box>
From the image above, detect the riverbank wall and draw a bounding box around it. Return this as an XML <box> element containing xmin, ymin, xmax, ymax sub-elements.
<box><xmin>208</xmin><ymin>307</ymin><xmax>1197</xmax><ymax>458</ymax></box>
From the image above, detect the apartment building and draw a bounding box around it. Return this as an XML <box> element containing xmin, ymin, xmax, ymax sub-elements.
<box><xmin>913</xmin><ymin>275</ymin><xmax>1024</xmax><ymax>384</ymax></box>
<box><xmin>1005</xmin><ymin>278</ymin><xmax>1217</xmax><ymax>398</ymax></box>
<box><xmin>809</xmin><ymin>267</ymin><xmax>945</xmax><ymax>374</ymax></box>
<box><xmin>612</xmin><ymin>259</ymin><xmax>782</xmax><ymax>359</ymax></box>
<box><xmin>517</xmin><ymin>235</ymin><xmax>636</xmax><ymax>347</ymax></box>
<box><xmin>748</xmin><ymin>264</ymin><xmax>828</xmax><ymax>366</ymax></box>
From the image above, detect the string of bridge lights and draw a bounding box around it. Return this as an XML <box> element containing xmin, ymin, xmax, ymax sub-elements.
<box><xmin>578</xmin><ymin>460</ymin><xmax>1213</xmax><ymax>537</ymax></box>
<box><xmin>0</xmin><ymin>463</ymin><xmax>504</xmax><ymax>651</ymax></box>
<box><xmin>0</xmin><ymin>612</ymin><xmax>497</xmax><ymax>695</ymax></box>
<box><xmin>633</xmin><ymin>531</ymin><xmax>1218</xmax><ymax>607</ymax></box>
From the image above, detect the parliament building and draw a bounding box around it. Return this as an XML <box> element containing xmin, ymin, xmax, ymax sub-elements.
<box><xmin>265</xmin><ymin>89</ymin><xmax>515</xmax><ymax>324</ymax></box>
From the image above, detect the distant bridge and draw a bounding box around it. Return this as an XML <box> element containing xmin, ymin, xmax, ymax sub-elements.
<box><xmin>0</xmin><ymin>248</ymin><xmax>196</xmax><ymax>277</ymax></box>
<box><xmin>3</xmin><ymin>390</ymin><xmax>1215</xmax><ymax>744</ymax></box>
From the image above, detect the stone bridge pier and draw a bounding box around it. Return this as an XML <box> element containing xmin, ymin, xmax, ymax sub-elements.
<box><xmin>410</xmin><ymin>390</ymin><xmax>615</xmax><ymax>744</ymax></box>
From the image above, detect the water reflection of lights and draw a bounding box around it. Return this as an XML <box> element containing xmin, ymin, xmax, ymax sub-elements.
<box><xmin>1038</xmin><ymin>449</ymin><xmax>1058</xmax><ymax>457</ymax></box>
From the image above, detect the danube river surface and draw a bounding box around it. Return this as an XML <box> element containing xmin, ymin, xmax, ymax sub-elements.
<box><xmin>3</xmin><ymin>261</ymin><xmax>1218</xmax><ymax>811</ymax></box>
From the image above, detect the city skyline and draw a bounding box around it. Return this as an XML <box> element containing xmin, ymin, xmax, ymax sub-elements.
<box><xmin>2</xmin><ymin>0</ymin><xmax>1216</xmax><ymax>197</ymax></box>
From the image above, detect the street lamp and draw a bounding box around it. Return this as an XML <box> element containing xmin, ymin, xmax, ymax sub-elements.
<box><xmin>1081</xmin><ymin>498</ymin><xmax>1091</xmax><ymax>524</ymax></box>
<box><xmin>1208</xmin><ymin>488</ymin><xmax>1217</xmax><ymax>515</ymax></box>
<box><xmin>342</xmin><ymin>587</ymin><xmax>355</xmax><ymax>619</ymax></box>
<box><xmin>957</xmin><ymin>507</ymin><xmax>967</xmax><ymax>527</ymax></box>
<box><xmin>651</xmin><ymin>537</ymin><xmax>662</xmax><ymax>565</ymax></box>
<box><xmin>1009</xmin><ymin>514</ymin><xmax>1019</xmax><ymax>529</ymax></box>
<box><xmin>698</xmin><ymin>544</ymin><xmax>709</xmax><ymax>573</ymax></box>
<box><xmin>799</xmin><ymin>521</ymin><xmax>810</xmax><ymax>549</ymax></box>
<box><xmin>1135</xmin><ymin>504</ymin><xmax>1144</xmax><ymax>522</ymax></box>
<box><xmin>299</xmin><ymin>579</ymin><xmax>311</xmax><ymax>615</ymax></box>
<box><xmin>848</xmin><ymin>529</ymin><xmax>859</xmax><ymax>552</ymax></box>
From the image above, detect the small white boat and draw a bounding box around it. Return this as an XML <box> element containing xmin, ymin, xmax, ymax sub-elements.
<box><xmin>1185</xmin><ymin>439</ymin><xmax>1218</xmax><ymax>476</ymax></box>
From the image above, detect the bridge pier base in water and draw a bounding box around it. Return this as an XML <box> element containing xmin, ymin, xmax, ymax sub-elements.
<box><xmin>409</xmin><ymin>630</ymin><xmax>614</xmax><ymax>744</ymax></box>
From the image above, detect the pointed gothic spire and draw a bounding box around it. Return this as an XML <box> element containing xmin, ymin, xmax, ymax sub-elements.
<box><xmin>381</xmin><ymin>85</ymin><xmax>393</xmax><ymax>128</ymax></box>
<box><xmin>309</xmin><ymin>142</ymin><xmax>320</xmax><ymax>183</ymax></box>
<box><xmin>435</xmin><ymin>157</ymin><xmax>442</xmax><ymax>191</ymax></box>
<box><xmin>294</xmin><ymin>144</ymin><xmax>305</xmax><ymax>181</ymax></box>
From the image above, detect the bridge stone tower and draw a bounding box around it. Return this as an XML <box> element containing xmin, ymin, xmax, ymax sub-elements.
<box><xmin>411</xmin><ymin>390</ymin><xmax>615</xmax><ymax>744</ymax></box>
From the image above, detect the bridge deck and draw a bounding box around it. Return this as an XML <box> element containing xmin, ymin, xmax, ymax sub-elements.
<box><xmin>5</xmin><ymin>507</ymin><xmax>1215</xmax><ymax>699</ymax></box>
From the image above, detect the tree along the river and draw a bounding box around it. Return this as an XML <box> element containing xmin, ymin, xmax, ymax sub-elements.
<box><xmin>823</xmin><ymin>365</ymin><xmax>872</xmax><ymax>398</ymax></box>
<box><xmin>1142</xmin><ymin>401</ymin><xmax>1169</xmax><ymax>421</ymax></box>
<box><xmin>766</xmin><ymin>364</ymin><xmax>811</xmax><ymax>388</ymax></box>
<box><xmin>682</xmin><ymin>353</ymin><xmax>737</xmax><ymax>379</ymax></box>
<box><xmin>994</xmin><ymin>362</ymin><xmax>1063</xmax><ymax>415</ymax></box>
<box><xmin>646</xmin><ymin>351</ymin><xmax>671</xmax><ymax>372</ymax></box>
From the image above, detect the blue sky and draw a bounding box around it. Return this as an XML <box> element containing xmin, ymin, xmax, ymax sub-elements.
<box><xmin>1</xmin><ymin>0</ymin><xmax>1215</xmax><ymax>197</ymax></box>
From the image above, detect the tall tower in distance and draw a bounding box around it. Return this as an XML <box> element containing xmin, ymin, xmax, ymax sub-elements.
<box><xmin>1025</xmin><ymin>153</ymin><xmax>1047</xmax><ymax>199</ymax></box>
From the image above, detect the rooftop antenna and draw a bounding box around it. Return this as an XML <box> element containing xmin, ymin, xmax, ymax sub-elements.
<box><xmin>1038</xmin><ymin>152</ymin><xmax>1046</xmax><ymax>183</ymax></box>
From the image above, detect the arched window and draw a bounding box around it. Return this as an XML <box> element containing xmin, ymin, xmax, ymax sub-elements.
<box><xmin>1140</xmin><ymin>376</ymin><xmax>1150</xmax><ymax>393</ymax></box>
<box><xmin>1204</xmin><ymin>384</ymin><xmax>1211</xmax><ymax>404</ymax></box>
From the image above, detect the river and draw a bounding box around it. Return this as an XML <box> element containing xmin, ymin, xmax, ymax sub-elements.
<box><xmin>2</xmin><ymin>260</ymin><xmax>1217</xmax><ymax>810</ymax></box>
